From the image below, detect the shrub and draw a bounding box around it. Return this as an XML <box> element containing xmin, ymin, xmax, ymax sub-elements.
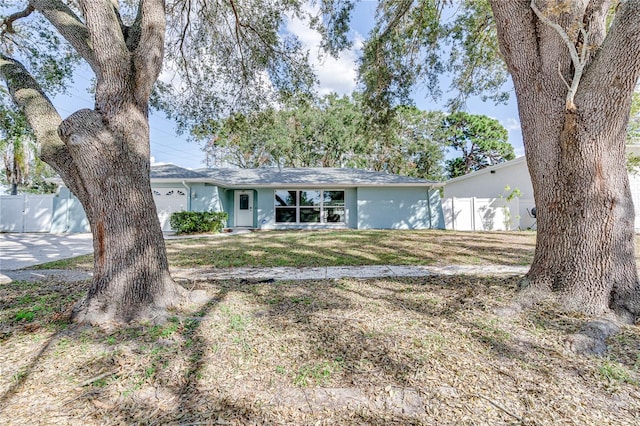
<box><xmin>169</xmin><ymin>211</ymin><xmax>228</xmax><ymax>234</ymax></box>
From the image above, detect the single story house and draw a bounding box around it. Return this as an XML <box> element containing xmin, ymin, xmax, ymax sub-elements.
<box><xmin>8</xmin><ymin>164</ymin><xmax>444</xmax><ymax>233</ymax></box>
<box><xmin>195</xmin><ymin>167</ymin><xmax>445</xmax><ymax>230</ymax></box>
<box><xmin>443</xmin><ymin>149</ymin><xmax>640</xmax><ymax>231</ymax></box>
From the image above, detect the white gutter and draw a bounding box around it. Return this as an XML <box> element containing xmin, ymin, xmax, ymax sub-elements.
<box><xmin>181</xmin><ymin>181</ymin><xmax>192</xmax><ymax>211</ymax></box>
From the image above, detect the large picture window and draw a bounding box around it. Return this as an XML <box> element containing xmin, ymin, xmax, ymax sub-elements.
<box><xmin>275</xmin><ymin>190</ymin><xmax>345</xmax><ymax>224</ymax></box>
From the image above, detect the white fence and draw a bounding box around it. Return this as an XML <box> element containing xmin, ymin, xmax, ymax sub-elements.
<box><xmin>0</xmin><ymin>194</ymin><xmax>55</xmax><ymax>232</ymax></box>
<box><xmin>442</xmin><ymin>197</ymin><xmax>536</xmax><ymax>231</ymax></box>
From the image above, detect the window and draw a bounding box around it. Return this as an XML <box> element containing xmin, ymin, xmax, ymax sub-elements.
<box><xmin>239</xmin><ymin>194</ymin><xmax>249</xmax><ymax>210</ymax></box>
<box><xmin>275</xmin><ymin>190</ymin><xmax>345</xmax><ymax>224</ymax></box>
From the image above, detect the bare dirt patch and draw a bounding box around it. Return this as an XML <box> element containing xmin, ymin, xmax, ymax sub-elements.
<box><xmin>1</xmin><ymin>275</ymin><xmax>638</xmax><ymax>425</ymax></box>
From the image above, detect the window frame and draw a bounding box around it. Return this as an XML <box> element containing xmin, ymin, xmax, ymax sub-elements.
<box><xmin>274</xmin><ymin>189</ymin><xmax>345</xmax><ymax>224</ymax></box>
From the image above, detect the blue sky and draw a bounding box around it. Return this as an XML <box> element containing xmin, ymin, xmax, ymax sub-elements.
<box><xmin>51</xmin><ymin>2</ymin><xmax>523</xmax><ymax>170</ymax></box>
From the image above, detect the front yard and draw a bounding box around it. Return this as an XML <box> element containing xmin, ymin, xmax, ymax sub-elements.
<box><xmin>1</xmin><ymin>230</ymin><xmax>638</xmax><ymax>425</ymax></box>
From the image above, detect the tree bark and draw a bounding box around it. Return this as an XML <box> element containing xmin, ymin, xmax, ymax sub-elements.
<box><xmin>1</xmin><ymin>0</ymin><xmax>187</xmax><ymax>324</ymax></box>
<box><xmin>490</xmin><ymin>0</ymin><xmax>640</xmax><ymax>321</ymax></box>
<box><xmin>59</xmin><ymin>108</ymin><xmax>186</xmax><ymax>324</ymax></box>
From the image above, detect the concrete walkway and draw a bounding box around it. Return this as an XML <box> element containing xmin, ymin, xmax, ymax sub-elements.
<box><xmin>0</xmin><ymin>230</ymin><xmax>255</xmax><ymax>271</ymax></box>
<box><xmin>173</xmin><ymin>264</ymin><xmax>529</xmax><ymax>282</ymax></box>
<box><xmin>0</xmin><ymin>233</ymin><xmax>94</xmax><ymax>271</ymax></box>
<box><xmin>0</xmin><ymin>264</ymin><xmax>529</xmax><ymax>285</ymax></box>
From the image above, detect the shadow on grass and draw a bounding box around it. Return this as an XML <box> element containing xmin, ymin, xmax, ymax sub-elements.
<box><xmin>164</xmin><ymin>230</ymin><xmax>536</xmax><ymax>269</ymax></box>
<box><xmin>2</xmin><ymin>272</ymin><xmax>637</xmax><ymax>424</ymax></box>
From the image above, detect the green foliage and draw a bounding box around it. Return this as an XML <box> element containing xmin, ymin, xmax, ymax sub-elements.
<box><xmin>627</xmin><ymin>152</ymin><xmax>640</xmax><ymax>175</ymax></box>
<box><xmin>598</xmin><ymin>358</ymin><xmax>635</xmax><ymax>387</ymax></box>
<box><xmin>500</xmin><ymin>185</ymin><xmax>521</xmax><ymax>230</ymax></box>
<box><xmin>157</xmin><ymin>0</ymin><xmax>351</xmax><ymax>129</ymax></box>
<box><xmin>202</xmin><ymin>93</ymin><xmax>446</xmax><ymax>180</ymax></box>
<box><xmin>169</xmin><ymin>211</ymin><xmax>228</xmax><ymax>235</ymax></box>
<box><xmin>358</xmin><ymin>0</ymin><xmax>508</xmax><ymax>115</ymax></box>
<box><xmin>502</xmin><ymin>185</ymin><xmax>522</xmax><ymax>202</ymax></box>
<box><xmin>0</xmin><ymin>1</ymin><xmax>80</xmax><ymax>95</ymax></box>
<box><xmin>442</xmin><ymin>112</ymin><xmax>514</xmax><ymax>178</ymax></box>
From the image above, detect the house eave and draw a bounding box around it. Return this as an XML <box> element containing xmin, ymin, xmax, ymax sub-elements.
<box><xmin>150</xmin><ymin>178</ymin><xmax>212</xmax><ymax>184</ymax></box>
<box><xmin>444</xmin><ymin>156</ymin><xmax>527</xmax><ymax>185</ymax></box>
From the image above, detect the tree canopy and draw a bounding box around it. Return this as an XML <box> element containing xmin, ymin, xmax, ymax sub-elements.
<box><xmin>442</xmin><ymin>112</ymin><xmax>513</xmax><ymax>178</ymax></box>
<box><xmin>358</xmin><ymin>0</ymin><xmax>508</xmax><ymax>115</ymax></box>
<box><xmin>200</xmin><ymin>92</ymin><xmax>511</xmax><ymax>181</ymax></box>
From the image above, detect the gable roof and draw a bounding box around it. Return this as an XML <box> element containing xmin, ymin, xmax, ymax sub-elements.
<box><xmin>195</xmin><ymin>167</ymin><xmax>443</xmax><ymax>188</ymax></box>
<box><xmin>443</xmin><ymin>156</ymin><xmax>527</xmax><ymax>185</ymax></box>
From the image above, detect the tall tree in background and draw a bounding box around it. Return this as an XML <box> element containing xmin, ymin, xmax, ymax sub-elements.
<box><xmin>360</xmin><ymin>0</ymin><xmax>640</xmax><ymax>321</ymax></box>
<box><xmin>1</xmin><ymin>0</ymin><xmax>341</xmax><ymax>324</ymax></box>
<box><xmin>365</xmin><ymin>106</ymin><xmax>445</xmax><ymax>179</ymax></box>
<box><xmin>201</xmin><ymin>94</ymin><xmax>446</xmax><ymax>180</ymax></box>
<box><xmin>443</xmin><ymin>112</ymin><xmax>513</xmax><ymax>178</ymax></box>
<box><xmin>0</xmin><ymin>104</ymin><xmax>30</xmax><ymax>194</ymax></box>
<box><xmin>0</xmin><ymin>102</ymin><xmax>56</xmax><ymax>194</ymax></box>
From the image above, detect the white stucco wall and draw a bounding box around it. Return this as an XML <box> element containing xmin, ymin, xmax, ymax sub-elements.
<box><xmin>443</xmin><ymin>157</ymin><xmax>536</xmax><ymax>230</ymax></box>
<box><xmin>443</xmin><ymin>157</ymin><xmax>533</xmax><ymax>200</ymax></box>
<box><xmin>444</xmin><ymin>155</ymin><xmax>640</xmax><ymax>231</ymax></box>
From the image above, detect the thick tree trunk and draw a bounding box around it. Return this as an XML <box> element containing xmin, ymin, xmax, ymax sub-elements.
<box><xmin>490</xmin><ymin>0</ymin><xmax>640</xmax><ymax>322</ymax></box>
<box><xmin>520</xmin><ymin>105</ymin><xmax>640</xmax><ymax>320</ymax></box>
<box><xmin>0</xmin><ymin>0</ymin><xmax>188</xmax><ymax>325</ymax></box>
<box><xmin>56</xmin><ymin>108</ymin><xmax>186</xmax><ymax>324</ymax></box>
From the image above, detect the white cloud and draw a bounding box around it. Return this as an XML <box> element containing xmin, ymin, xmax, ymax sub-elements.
<box><xmin>286</xmin><ymin>8</ymin><xmax>362</xmax><ymax>96</ymax></box>
<box><xmin>501</xmin><ymin>117</ymin><xmax>525</xmax><ymax>156</ymax></box>
<box><xmin>502</xmin><ymin>117</ymin><xmax>522</xmax><ymax>132</ymax></box>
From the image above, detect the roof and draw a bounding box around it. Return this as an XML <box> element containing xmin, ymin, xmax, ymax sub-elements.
<box><xmin>443</xmin><ymin>156</ymin><xmax>527</xmax><ymax>185</ymax></box>
<box><xmin>50</xmin><ymin>164</ymin><xmax>441</xmax><ymax>188</ymax></box>
<box><xmin>194</xmin><ymin>167</ymin><xmax>442</xmax><ymax>188</ymax></box>
<box><xmin>150</xmin><ymin>164</ymin><xmax>208</xmax><ymax>180</ymax></box>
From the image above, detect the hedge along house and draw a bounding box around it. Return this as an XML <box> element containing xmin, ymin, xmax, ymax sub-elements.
<box><xmin>37</xmin><ymin>164</ymin><xmax>445</xmax><ymax>233</ymax></box>
<box><xmin>196</xmin><ymin>167</ymin><xmax>445</xmax><ymax>230</ymax></box>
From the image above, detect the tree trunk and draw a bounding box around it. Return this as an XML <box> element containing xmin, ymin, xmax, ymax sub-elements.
<box><xmin>490</xmin><ymin>0</ymin><xmax>640</xmax><ymax>322</ymax></box>
<box><xmin>520</xmin><ymin>102</ymin><xmax>640</xmax><ymax>320</ymax></box>
<box><xmin>0</xmin><ymin>0</ymin><xmax>187</xmax><ymax>325</ymax></box>
<box><xmin>56</xmin><ymin>108</ymin><xmax>186</xmax><ymax>324</ymax></box>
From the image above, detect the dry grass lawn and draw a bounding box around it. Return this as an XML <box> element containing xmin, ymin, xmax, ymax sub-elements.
<box><xmin>2</xmin><ymin>230</ymin><xmax>639</xmax><ymax>425</ymax></box>
<box><xmin>34</xmin><ymin>229</ymin><xmax>538</xmax><ymax>270</ymax></box>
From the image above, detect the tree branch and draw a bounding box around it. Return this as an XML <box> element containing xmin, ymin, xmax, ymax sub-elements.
<box><xmin>77</xmin><ymin>0</ymin><xmax>128</xmax><ymax>81</ymax></box>
<box><xmin>228</xmin><ymin>0</ymin><xmax>247</xmax><ymax>76</ymax></box>
<box><xmin>29</xmin><ymin>0</ymin><xmax>97</xmax><ymax>74</ymax></box>
<box><xmin>0</xmin><ymin>54</ymin><xmax>88</xmax><ymax>203</ymax></box>
<box><xmin>1</xmin><ymin>4</ymin><xmax>35</xmax><ymax>36</ymax></box>
<box><xmin>488</xmin><ymin>1</ymin><xmax>541</xmax><ymax>93</ymax></box>
<box><xmin>0</xmin><ymin>54</ymin><xmax>63</xmax><ymax>155</ymax></box>
<box><xmin>132</xmin><ymin>0</ymin><xmax>166</xmax><ymax>104</ymax></box>
<box><xmin>530</xmin><ymin>0</ymin><xmax>590</xmax><ymax>110</ymax></box>
<box><xmin>580</xmin><ymin>0</ymin><xmax>640</xmax><ymax>106</ymax></box>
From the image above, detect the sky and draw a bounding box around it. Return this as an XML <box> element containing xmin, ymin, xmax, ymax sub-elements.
<box><xmin>51</xmin><ymin>2</ymin><xmax>523</xmax><ymax>170</ymax></box>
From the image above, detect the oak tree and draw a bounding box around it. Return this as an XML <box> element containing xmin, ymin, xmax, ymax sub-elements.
<box><xmin>442</xmin><ymin>112</ymin><xmax>513</xmax><ymax>178</ymax></box>
<box><xmin>360</xmin><ymin>0</ymin><xmax>640</xmax><ymax>321</ymax></box>
<box><xmin>491</xmin><ymin>0</ymin><xmax>640</xmax><ymax>321</ymax></box>
<box><xmin>0</xmin><ymin>0</ymin><xmax>340</xmax><ymax>324</ymax></box>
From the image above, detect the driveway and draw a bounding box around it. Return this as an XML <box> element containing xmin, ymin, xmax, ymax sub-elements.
<box><xmin>0</xmin><ymin>233</ymin><xmax>94</xmax><ymax>271</ymax></box>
